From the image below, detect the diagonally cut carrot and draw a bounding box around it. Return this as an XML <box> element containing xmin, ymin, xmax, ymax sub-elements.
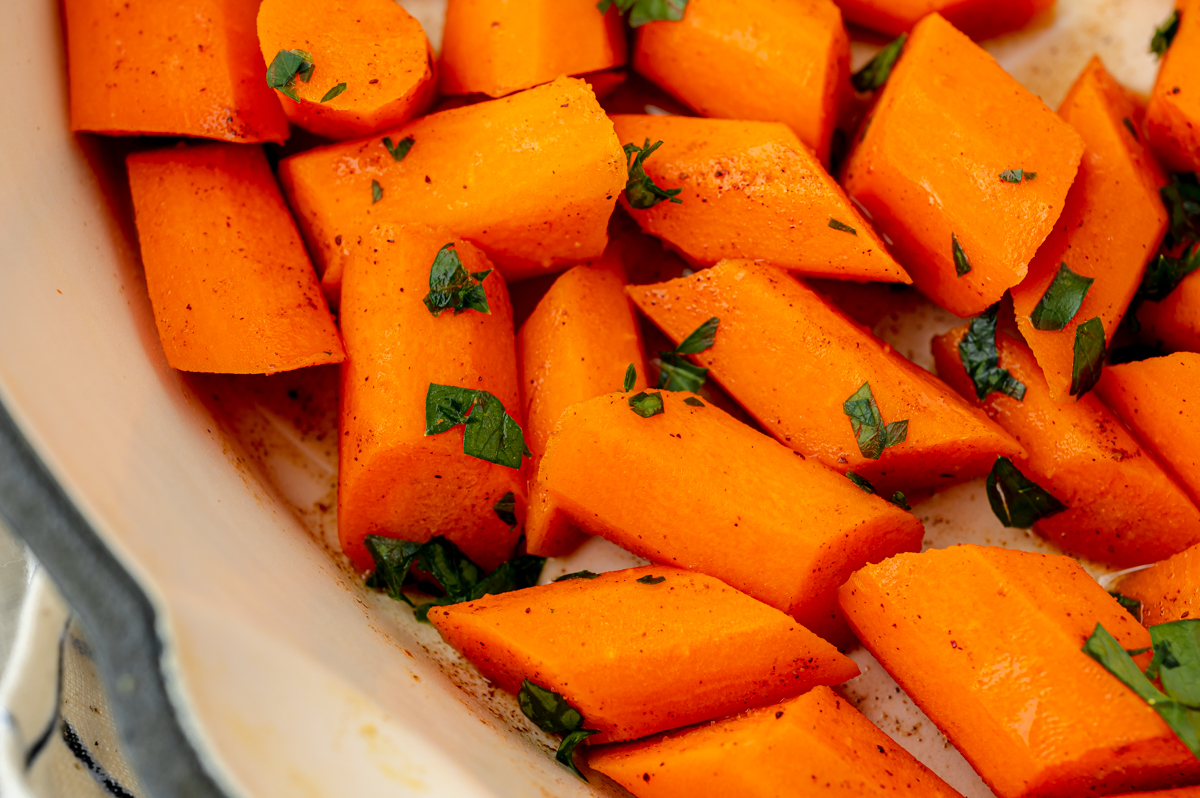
<box><xmin>1146</xmin><ymin>0</ymin><xmax>1200</xmax><ymax>172</ymax></box>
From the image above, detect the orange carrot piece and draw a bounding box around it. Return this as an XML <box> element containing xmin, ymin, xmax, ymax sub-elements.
<box><xmin>1115</xmin><ymin>542</ymin><xmax>1200</xmax><ymax>626</ymax></box>
<box><xmin>64</xmin><ymin>0</ymin><xmax>288</xmax><ymax>142</ymax></box>
<box><xmin>1137</xmin><ymin>269</ymin><xmax>1200</xmax><ymax>353</ymax></box>
<box><xmin>1096</xmin><ymin>353</ymin><xmax>1200</xmax><ymax>507</ymax></box>
<box><xmin>1011</xmin><ymin>58</ymin><xmax>1169</xmax><ymax>402</ymax></box>
<box><xmin>833</xmin><ymin>0</ymin><xmax>1054</xmax><ymax>39</ymax></box>
<box><xmin>526</xmin><ymin>391</ymin><xmax>924</xmax><ymax>645</ymax></box>
<box><xmin>1146</xmin><ymin>0</ymin><xmax>1200</xmax><ymax>172</ymax></box>
<box><xmin>440</xmin><ymin>0</ymin><xmax>626</xmax><ymax>98</ymax></box>
<box><xmin>278</xmin><ymin>77</ymin><xmax>626</xmax><ymax>301</ymax></box>
<box><xmin>1106</xmin><ymin>790</ymin><xmax>1200</xmax><ymax>798</ymax></box>
<box><xmin>932</xmin><ymin>327</ymin><xmax>1200</xmax><ymax>567</ymax></box>
<box><xmin>429</xmin><ymin>566</ymin><xmax>858</xmax><ymax>744</ymax></box>
<box><xmin>839</xmin><ymin>545</ymin><xmax>1200</xmax><ymax>798</ymax></box>
<box><xmin>257</xmin><ymin>0</ymin><xmax>435</xmax><ymax>141</ymax></box>
<box><xmin>338</xmin><ymin>225</ymin><xmax>524</xmax><ymax>573</ymax></box>
<box><xmin>627</xmin><ymin>261</ymin><xmax>1022</xmax><ymax>495</ymax></box>
<box><xmin>589</xmin><ymin>685</ymin><xmax>965</xmax><ymax>797</ymax></box>
<box><xmin>610</xmin><ymin>115</ymin><xmax>910</xmax><ymax>283</ymax></box>
<box><xmin>126</xmin><ymin>144</ymin><xmax>343</xmax><ymax>375</ymax></box>
<box><xmin>631</xmin><ymin>0</ymin><xmax>851</xmax><ymax>164</ymax></box>
<box><xmin>842</xmin><ymin>13</ymin><xmax>1084</xmax><ymax>317</ymax></box>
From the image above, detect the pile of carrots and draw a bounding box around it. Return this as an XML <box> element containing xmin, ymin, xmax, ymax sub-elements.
<box><xmin>66</xmin><ymin>0</ymin><xmax>1200</xmax><ymax>794</ymax></box>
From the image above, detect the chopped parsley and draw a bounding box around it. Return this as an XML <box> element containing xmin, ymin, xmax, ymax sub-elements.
<box><xmin>852</xmin><ymin>34</ymin><xmax>907</xmax><ymax>92</ymax></box>
<box><xmin>265</xmin><ymin>49</ymin><xmax>314</xmax><ymax>102</ymax></box>
<box><xmin>829</xmin><ymin>218</ymin><xmax>857</xmax><ymax>235</ymax></box>
<box><xmin>628</xmin><ymin>391</ymin><xmax>665</xmax><ymax>418</ymax></box>
<box><xmin>1139</xmin><ymin>244</ymin><xmax>1200</xmax><ymax>303</ymax></box>
<box><xmin>623</xmin><ymin>139</ymin><xmax>682</xmax><ymax>210</ymax></box>
<box><xmin>844</xmin><ymin>472</ymin><xmax>910</xmax><ymax>510</ymax></box>
<box><xmin>1161</xmin><ymin>172</ymin><xmax>1200</xmax><ymax>251</ymax></box>
<box><xmin>657</xmin><ymin>317</ymin><xmax>719</xmax><ymax>392</ymax></box>
<box><xmin>636</xmin><ymin>574</ymin><xmax>666</xmax><ymax>585</ymax></box>
<box><xmin>1070</xmin><ymin>316</ymin><xmax>1106</xmax><ymax>397</ymax></box>
<box><xmin>518</xmin><ymin>680</ymin><xmax>599</xmax><ymax>780</ymax></box>
<box><xmin>999</xmin><ymin>169</ymin><xmax>1026</xmax><ymax>183</ymax></box>
<box><xmin>959</xmin><ymin>305</ymin><xmax>1026</xmax><ymax>401</ymax></box>
<box><xmin>383</xmin><ymin>135</ymin><xmax>415</xmax><ymax>162</ymax></box>
<box><xmin>986</xmin><ymin>456</ymin><xmax>1066</xmax><ymax>528</ymax></box>
<box><xmin>320</xmin><ymin>82</ymin><xmax>347</xmax><ymax>103</ymax></box>
<box><xmin>422</xmin><ymin>243</ymin><xmax>492</xmax><ymax>316</ymax></box>
<box><xmin>493</xmin><ymin>492</ymin><xmax>517</xmax><ymax>529</ymax></box>
<box><xmin>1123</xmin><ymin>117</ymin><xmax>1139</xmax><ymax>140</ymax></box>
<box><xmin>1110</xmin><ymin>591</ymin><xmax>1142</xmax><ymax>620</ymax></box>
<box><xmin>1151</xmin><ymin>10</ymin><xmax>1180</xmax><ymax>59</ymax></box>
<box><xmin>623</xmin><ymin>363</ymin><xmax>637</xmax><ymax>392</ymax></box>
<box><xmin>425</xmin><ymin>384</ymin><xmax>531</xmax><ymax>469</ymax></box>
<box><xmin>683</xmin><ymin>396</ymin><xmax>705</xmax><ymax>407</ymax></box>
<box><xmin>554</xmin><ymin>571</ymin><xmax>601</xmax><ymax>582</ymax></box>
<box><xmin>952</xmin><ymin>233</ymin><xmax>972</xmax><ymax>277</ymax></box>
<box><xmin>1030</xmin><ymin>262</ymin><xmax>1094</xmax><ymax>331</ymax></box>
<box><xmin>371</xmin><ymin>179</ymin><xmax>383</xmax><ymax>204</ymax></box>
<box><xmin>597</xmin><ymin>0</ymin><xmax>687</xmax><ymax>27</ymax></box>
<box><xmin>842</xmin><ymin>382</ymin><xmax>908</xmax><ymax>460</ymax></box>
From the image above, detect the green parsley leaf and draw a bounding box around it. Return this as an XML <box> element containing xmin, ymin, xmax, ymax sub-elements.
<box><xmin>845</xmin><ymin>471</ymin><xmax>910</xmax><ymax>510</ymax></box>
<box><xmin>320</xmin><ymin>82</ymin><xmax>347</xmax><ymax>103</ymax></box>
<box><xmin>1030</xmin><ymin>262</ymin><xmax>1095</xmax><ymax>331</ymax></box>
<box><xmin>1152</xmin><ymin>620</ymin><xmax>1200</xmax><ymax>707</ymax></box>
<box><xmin>424</xmin><ymin>384</ymin><xmax>531</xmax><ymax>469</ymax></box>
<box><xmin>363</xmin><ymin>535</ymin><xmax>422</xmax><ymax>605</ymax></box>
<box><xmin>371</xmin><ymin>179</ymin><xmax>383</xmax><ymax>204</ymax></box>
<box><xmin>829</xmin><ymin>218</ymin><xmax>857</xmax><ymax>235</ymax></box>
<box><xmin>1160</xmin><ymin>173</ymin><xmax>1200</xmax><ymax>251</ymax></box>
<box><xmin>674</xmin><ymin>316</ymin><xmax>719</xmax><ymax>354</ymax></box>
<box><xmin>623</xmin><ymin>363</ymin><xmax>637</xmax><ymax>392</ymax></box>
<box><xmin>1152</xmin><ymin>10</ymin><xmax>1181</xmax><ymax>59</ymax></box>
<box><xmin>1110</xmin><ymin>591</ymin><xmax>1142</xmax><ymax>620</ymax></box>
<box><xmin>890</xmin><ymin>491</ymin><xmax>911</xmax><ymax>511</ymax></box>
<box><xmin>637</xmin><ymin>574</ymin><xmax>666</xmax><ymax>585</ymax></box>
<box><xmin>557</xmin><ymin>729</ymin><xmax>600</xmax><ymax>781</ymax></box>
<box><xmin>683</xmin><ymin>396</ymin><xmax>705</xmax><ymax>407</ymax></box>
<box><xmin>986</xmin><ymin>456</ymin><xmax>1066</xmax><ymax>528</ymax></box>
<box><xmin>382</xmin><ymin>135</ymin><xmax>415</xmax><ymax>162</ymax></box>
<box><xmin>266</xmin><ymin>49</ymin><xmax>314</xmax><ymax>102</ymax></box>
<box><xmin>423</xmin><ymin>243</ymin><xmax>492</xmax><ymax>316</ymax></box>
<box><xmin>623</xmin><ymin>139</ymin><xmax>682</xmax><ymax>210</ymax></box>
<box><xmin>628</xmin><ymin>391</ymin><xmax>665</xmax><ymax>418</ymax></box>
<box><xmin>959</xmin><ymin>305</ymin><xmax>1026</xmax><ymax>401</ymax></box>
<box><xmin>494</xmin><ymin>492</ymin><xmax>517</xmax><ymax>529</ymax></box>
<box><xmin>1070</xmin><ymin>316</ymin><xmax>1106</xmax><ymax>397</ymax></box>
<box><xmin>656</xmin><ymin>317</ymin><xmax>718</xmax><ymax>392</ymax></box>
<box><xmin>518</xmin><ymin>680</ymin><xmax>599</xmax><ymax>781</ymax></box>
<box><xmin>597</xmin><ymin>0</ymin><xmax>688</xmax><ymax>28</ymax></box>
<box><xmin>1026</xmin><ymin>172</ymin><xmax>1038</xmax><ymax>181</ymax></box>
<box><xmin>952</xmin><ymin>233</ymin><xmax>972</xmax><ymax>277</ymax></box>
<box><xmin>842</xmin><ymin>382</ymin><xmax>908</xmax><ymax>460</ymax></box>
<box><xmin>1123</xmin><ymin>117</ymin><xmax>1140</xmax><ymax>140</ymax></box>
<box><xmin>554</xmin><ymin>570</ymin><xmax>601</xmax><ymax>582</ymax></box>
<box><xmin>999</xmin><ymin>169</ymin><xmax>1026</xmax><ymax>183</ymax></box>
<box><xmin>852</xmin><ymin>33</ymin><xmax>907</xmax><ymax>92</ymax></box>
<box><xmin>1139</xmin><ymin>244</ymin><xmax>1200</xmax><ymax>303</ymax></box>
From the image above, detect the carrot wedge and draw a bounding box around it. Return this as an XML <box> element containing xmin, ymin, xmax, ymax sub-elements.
<box><xmin>338</xmin><ymin>226</ymin><xmax>524</xmax><ymax>574</ymax></box>
<box><xmin>526</xmin><ymin>390</ymin><xmax>924</xmax><ymax>645</ymax></box>
<box><xmin>631</xmin><ymin>0</ymin><xmax>851</xmax><ymax>164</ymax></box>
<box><xmin>589</xmin><ymin>685</ymin><xmax>965</xmax><ymax>797</ymax></box>
<box><xmin>1146</xmin><ymin>0</ymin><xmax>1200</xmax><ymax>172</ymax></box>
<box><xmin>1114</xmin><ymin>542</ymin><xmax>1200</xmax><ymax>626</ymax></box>
<box><xmin>428</xmin><ymin>566</ymin><xmax>858</xmax><ymax>744</ymax></box>
<box><xmin>932</xmin><ymin>326</ymin><xmax>1200</xmax><ymax>567</ymax></box>
<box><xmin>126</xmin><ymin>143</ymin><xmax>343</xmax><ymax>374</ymax></box>
<box><xmin>1011</xmin><ymin>57</ymin><xmax>1169</xmax><ymax>402</ymax></box>
<box><xmin>610</xmin><ymin>115</ymin><xmax>909</xmax><ymax>283</ymax></box>
<box><xmin>278</xmin><ymin>77</ymin><xmax>626</xmax><ymax>302</ymax></box>
<box><xmin>440</xmin><ymin>0</ymin><xmax>626</xmax><ymax>98</ymax></box>
<box><xmin>64</xmin><ymin>0</ymin><xmax>288</xmax><ymax>142</ymax></box>
<box><xmin>257</xmin><ymin>0</ymin><xmax>436</xmax><ymax>140</ymax></box>
<box><xmin>1137</xmin><ymin>269</ymin><xmax>1200</xmax><ymax>354</ymax></box>
<box><xmin>834</xmin><ymin>0</ymin><xmax>1053</xmax><ymax>39</ymax></box>
<box><xmin>839</xmin><ymin>545</ymin><xmax>1200</xmax><ymax>798</ymax></box>
<box><xmin>842</xmin><ymin>13</ymin><xmax>1084</xmax><ymax>317</ymax></box>
<box><xmin>627</xmin><ymin>261</ymin><xmax>1022</xmax><ymax>495</ymax></box>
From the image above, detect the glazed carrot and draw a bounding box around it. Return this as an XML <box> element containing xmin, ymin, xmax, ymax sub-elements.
<box><xmin>428</xmin><ymin>566</ymin><xmax>859</xmax><ymax>744</ymax></box>
<box><xmin>257</xmin><ymin>0</ymin><xmax>435</xmax><ymax>140</ymax></box>
<box><xmin>278</xmin><ymin>77</ymin><xmax>626</xmax><ymax>301</ymax></box>
<box><xmin>440</xmin><ymin>0</ymin><xmax>626</xmax><ymax>98</ymax></box>
<box><xmin>1138</xmin><ymin>269</ymin><xmax>1200</xmax><ymax>353</ymax></box>
<box><xmin>1011</xmin><ymin>57</ymin><xmax>1169</xmax><ymax>402</ymax></box>
<box><xmin>589</xmin><ymin>685</ymin><xmax>965</xmax><ymax>797</ymax></box>
<box><xmin>65</xmin><ymin>0</ymin><xmax>288</xmax><ymax>142</ymax></box>
<box><xmin>631</xmin><ymin>0</ymin><xmax>851</xmax><ymax>164</ymax></box>
<box><xmin>1106</xmin><ymin>790</ymin><xmax>1200</xmax><ymax>798</ymax></box>
<box><xmin>610</xmin><ymin>116</ymin><xmax>910</xmax><ymax>283</ymax></box>
<box><xmin>526</xmin><ymin>391</ymin><xmax>925</xmax><ymax>645</ymax></box>
<box><xmin>932</xmin><ymin>326</ymin><xmax>1200</xmax><ymax>567</ymax></box>
<box><xmin>126</xmin><ymin>144</ymin><xmax>343</xmax><ymax>375</ymax></box>
<box><xmin>833</xmin><ymin>0</ymin><xmax>1054</xmax><ymax>39</ymax></box>
<box><xmin>1146</xmin><ymin>0</ymin><xmax>1200</xmax><ymax>172</ymax></box>
<box><xmin>1114</xmin><ymin>542</ymin><xmax>1200</xmax><ymax>626</ymax></box>
<box><xmin>842</xmin><ymin>13</ymin><xmax>1084</xmax><ymax>317</ymax></box>
<box><xmin>1096</xmin><ymin>353</ymin><xmax>1200</xmax><ymax>507</ymax></box>
<box><xmin>628</xmin><ymin>261</ymin><xmax>1022</xmax><ymax>495</ymax></box>
<box><xmin>838</xmin><ymin>545</ymin><xmax>1200</xmax><ymax>798</ymax></box>
<box><xmin>338</xmin><ymin>225</ymin><xmax>524</xmax><ymax>574</ymax></box>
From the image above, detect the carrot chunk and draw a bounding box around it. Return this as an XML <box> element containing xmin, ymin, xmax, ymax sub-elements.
<box><xmin>1011</xmin><ymin>57</ymin><xmax>1169</xmax><ymax>402</ymax></box>
<box><xmin>257</xmin><ymin>0</ymin><xmax>435</xmax><ymax>140</ymax></box>
<box><xmin>631</xmin><ymin>0</ymin><xmax>851</xmax><ymax>164</ymax></box>
<box><xmin>64</xmin><ymin>0</ymin><xmax>288</xmax><ymax>142</ymax></box>
<box><xmin>1146</xmin><ymin>0</ymin><xmax>1200</xmax><ymax>172</ymax></box>
<box><xmin>278</xmin><ymin>77</ymin><xmax>626</xmax><ymax>301</ymax></box>
<box><xmin>834</xmin><ymin>0</ymin><xmax>1053</xmax><ymax>39</ymax></box>
<box><xmin>842</xmin><ymin>13</ymin><xmax>1084</xmax><ymax>317</ymax></box>
<box><xmin>610</xmin><ymin>115</ymin><xmax>909</xmax><ymax>283</ymax></box>
<box><xmin>338</xmin><ymin>226</ymin><xmax>524</xmax><ymax>574</ymax></box>
<box><xmin>1115</xmin><ymin>542</ymin><xmax>1200</xmax><ymax>627</ymax></box>
<box><xmin>429</xmin><ymin>566</ymin><xmax>858</xmax><ymax>744</ymax></box>
<box><xmin>1138</xmin><ymin>268</ymin><xmax>1200</xmax><ymax>353</ymax></box>
<box><xmin>839</xmin><ymin>545</ymin><xmax>1200</xmax><ymax>798</ymax></box>
<box><xmin>126</xmin><ymin>144</ymin><xmax>343</xmax><ymax>375</ymax></box>
<box><xmin>589</xmin><ymin>685</ymin><xmax>964</xmax><ymax>797</ymax></box>
<box><xmin>627</xmin><ymin>261</ymin><xmax>1021</xmax><ymax>495</ymax></box>
<box><xmin>526</xmin><ymin>390</ymin><xmax>924</xmax><ymax>645</ymax></box>
<box><xmin>1096</xmin><ymin>353</ymin><xmax>1200</xmax><ymax>507</ymax></box>
<box><xmin>1106</xmin><ymin>790</ymin><xmax>1200</xmax><ymax>798</ymax></box>
<box><xmin>932</xmin><ymin>326</ymin><xmax>1200</xmax><ymax>567</ymax></box>
<box><xmin>440</xmin><ymin>0</ymin><xmax>626</xmax><ymax>98</ymax></box>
